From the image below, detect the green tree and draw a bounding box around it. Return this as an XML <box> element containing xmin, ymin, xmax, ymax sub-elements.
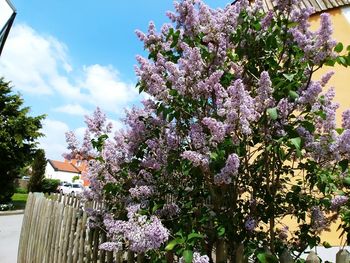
<box><xmin>0</xmin><ymin>78</ymin><xmax>45</xmax><ymax>202</ymax></box>
<box><xmin>28</xmin><ymin>149</ymin><xmax>46</xmax><ymax>192</ymax></box>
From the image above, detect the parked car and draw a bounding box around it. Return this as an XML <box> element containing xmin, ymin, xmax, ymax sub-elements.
<box><xmin>59</xmin><ymin>182</ymin><xmax>84</xmax><ymax>196</ymax></box>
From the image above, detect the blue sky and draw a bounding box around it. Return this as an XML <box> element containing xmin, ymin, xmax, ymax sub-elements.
<box><xmin>0</xmin><ymin>0</ymin><xmax>230</xmax><ymax>159</ymax></box>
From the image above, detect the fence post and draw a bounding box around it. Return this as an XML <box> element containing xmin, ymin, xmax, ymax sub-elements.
<box><xmin>216</xmin><ymin>239</ymin><xmax>228</xmax><ymax>263</ymax></box>
<box><xmin>235</xmin><ymin>243</ymin><xmax>248</xmax><ymax>263</ymax></box>
<box><xmin>336</xmin><ymin>249</ymin><xmax>350</xmax><ymax>263</ymax></box>
<box><xmin>306</xmin><ymin>251</ymin><xmax>320</xmax><ymax>263</ymax></box>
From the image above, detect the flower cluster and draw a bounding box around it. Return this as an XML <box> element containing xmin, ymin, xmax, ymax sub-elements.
<box><xmin>330</xmin><ymin>196</ymin><xmax>349</xmax><ymax>211</ymax></box>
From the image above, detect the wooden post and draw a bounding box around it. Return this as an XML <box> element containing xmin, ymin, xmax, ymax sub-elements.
<box><xmin>216</xmin><ymin>239</ymin><xmax>228</xmax><ymax>263</ymax></box>
<box><xmin>99</xmin><ymin>231</ymin><xmax>107</xmax><ymax>263</ymax></box>
<box><xmin>78</xmin><ymin>212</ymin><xmax>87</xmax><ymax>263</ymax></box>
<box><xmin>336</xmin><ymin>249</ymin><xmax>350</xmax><ymax>263</ymax></box>
<box><xmin>235</xmin><ymin>243</ymin><xmax>248</xmax><ymax>263</ymax></box>
<box><xmin>137</xmin><ymin>252</ymin><xmax>145</xmax><ymax>263</ymax></box>
<box><xmin>92</xmin><ymin>227</ymin><xmax>99</xmax><ymax>263</ymax></box>
<box><xmin>306</xmin><ymin>251</ymin><xmax>320</xmax><ymax>263</ymax></box>
<box><xmin>106</xmin><ymin>251</ymin><xmax>114</xmax><ymax>263</ymax></box>
<box><xmin>127</xmin><ymin>250</ymin><xmax>135</xmax><ymax>263</ymax></box>
<box><xmin>67</xmin><ymin>207</ymin><xmax>78</xmax><ymax>263</ymax></box>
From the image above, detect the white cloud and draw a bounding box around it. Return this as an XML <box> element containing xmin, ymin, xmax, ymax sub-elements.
<box><xmin>39</xmin><ymin>119</ymin><xmax>70</xmax><ymax>160</ymax></box>
<box><xmin>0</xmin><ymin>24</ymin><xmax>75</xmax><ymax>95</ymax></box>
<box><xmin>54</xmin><ymin>104</ymin><xmax>89</xmax><ymax>116</ymax></box>
<box><xmin>81</xmin><ymin>64</ymin><xmax>141</xmax><ymax>112</ymax></box>
<box><xmin>0</xmin><ymin>23</ymin><xmax>142</xmax><ymax>114</ymax></box>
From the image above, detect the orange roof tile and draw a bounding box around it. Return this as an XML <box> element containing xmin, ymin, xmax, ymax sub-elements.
<box><xmin>48</xmin><ymin>159</ymin><xmax>81</xmax><ymax>174</ymax></box>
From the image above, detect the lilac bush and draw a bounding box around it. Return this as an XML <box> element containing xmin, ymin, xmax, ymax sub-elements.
<box><xmin>65</xmin><ymin>0</ymin><xmax>350</xmax><ymax>261</ymax></box>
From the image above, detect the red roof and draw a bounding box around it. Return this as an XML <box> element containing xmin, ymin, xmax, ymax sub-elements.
<box><xmin>48</xmin><ymin>160</ymin><xmax>81</xmax><ymax>174</ymax></box>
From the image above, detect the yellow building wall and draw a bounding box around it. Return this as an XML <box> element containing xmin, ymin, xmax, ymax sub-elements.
<box><xmin>310</xmin><ymin>8</ymin><xmax>350</xmax><ymax>125</ymax></box>
<box><xmin>283</xmin><ymin>8</ymin><xmax>350</xmax><ymax>246</ymax></box>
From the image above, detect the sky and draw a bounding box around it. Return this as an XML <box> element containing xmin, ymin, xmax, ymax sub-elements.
<box><xmin>0</xmin><ymin>0</ymin><xmax>230</xmax><ymax>160</ymax></box>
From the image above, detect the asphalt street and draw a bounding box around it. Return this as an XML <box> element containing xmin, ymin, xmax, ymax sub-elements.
<box><xmin>0</xmin><ymin>214</ymin><xmax>23</xmax><ymax>263</ymax></box>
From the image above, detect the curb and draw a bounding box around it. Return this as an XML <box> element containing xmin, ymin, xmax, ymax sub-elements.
<box><xmin>0</xmin><ymin>209</ymin><xmax>24</xmax><ymax>216</ymax></box>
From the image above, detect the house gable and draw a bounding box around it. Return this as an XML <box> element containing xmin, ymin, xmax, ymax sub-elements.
<box><xmin>48</xmin><ymin>159</ymin><xmax>81</xmax><ymax>174</ymax></box>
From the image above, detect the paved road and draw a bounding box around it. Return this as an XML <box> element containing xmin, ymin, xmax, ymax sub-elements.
<box><xmin>0</xmin><ymin>214</ymin><xmax>23</xmax><ymax>263</ymax></box>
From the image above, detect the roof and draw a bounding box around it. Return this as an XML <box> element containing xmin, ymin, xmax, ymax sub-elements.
<box><xmin>260</xmin><ymin>0</ymin><xmax>350</xmax><ymax>14</ymax></box>
<box><xmin>48</xmin><ymin>159</ymin><xmax>81</xmax><ymax>174</ymax></box>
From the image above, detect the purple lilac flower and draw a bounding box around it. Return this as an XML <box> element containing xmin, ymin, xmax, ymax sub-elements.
<box><xmin>214</xmin><ymin>154</ymin><xmax>240</xmax><ymax>185</ymax></box>
<box><xmin>125</xmin><ymin>216</ymin><xmax>169</xmax><ymax>253</ymax></box>
<box><xmin>342</xmin><ymin>109</ymin><xmax>350</xmax><ymax>129</ymax></box>
<box><xmin>181</xmin><ymin>151</ymin><xmax>209</xmax><ymax>169</ymax></box>
<box><xmin>335</xmin><ymin>130</ymin><xmax>350</xmax><ymax>157</ymax></box>
<box><xmin>245</xmin><ymin>217</ymin><xmax>257</xmax><ymax>231</ymax></box>
<box><xmin>64</xmin><ymin>131</ymin><xmax>79</xmax><ymax>156</ymax></box>
<box><xmin>299</xmin><ymin>81</ymin><xmax>322</xmax><ymax>105</ymax></box>
<box><xmin>202</xmin><ymin>117</ymin><xmax>227</xmax><ymax>144</ymax></box>
<box><xmin>277</xmin><ymin>98</ymin><xmax>294</xmax><ymax>121</ymax></box>
<box><xmin>156</xmin><ymin>203</ymin><xmax>180</xmax><ymax>218</ymax></box>
<box><xmin>321</xmin><ymin>71</ymin><xmax>334</xmax><ymax>87</ymax></box>
<box><xmin>330</xmin><ymin>196</ymin><xmax>349</xmax><ymax>211</ymax></box>
<box><xmin>189</xmin><ymin>124</ymin><xmax>206</xmax><ymax>149</ymax></box>
<box><xmin>278</xmin><ymin>226</ymin><xmax>289</xmax><ymax>240</ymax></box>
<box><xmin>195</xmin><ymin>70</ymin><xmax>223</xmax><ymax>97</ymax></box>
<box><xmin>314</xmin><ymin>88</ymin><xmax>339</xmax><ymax>133</ymax></box>
<box><xmin>129</xmin><ymin>185</ymin><xmax>154</xmax><ymax>199</ymax></box>
<box><xmin>224</xmin><ymin>79</ymin><xmax>259</xmax><ymax>135</ymax></box>
<box><xmin>179</xmin><ymin>252</ymin><xmax>210</xmax><ymax>263</ymax></box>
<box><xmin>256</xmin><ymin>71</ymin><xmax>274</xmax><ymax>111</ymax></box>
<box><xmin>311</xmin><ymin>206</ymin><xmax>326</xmax><ymax>230</ymax></box>
<box><xmin>261</xmin><ymin>11</ymin><xmax>274</xmax><ymax>29</ymax></box>
<box><xmin>99</xmin><ymin>242</ymin><xmax>122</xmax><ymax>252</ymax></box>
<box><xmin>85</xmin><ymin>107</ymin><xmax>111</xmax><ymax>136</ymax></box>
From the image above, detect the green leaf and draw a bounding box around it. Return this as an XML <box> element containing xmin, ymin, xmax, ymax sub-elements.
<box><xmin>217</xmin><ymin>226</ymin><xmax>225</xmax><ymax>236</ymax></box>
<box><xmin>289</xmin><ymin>90</ymin><xmax>299</xmax><ymax>100</ymax></box>
<box><xmin>343</xmin><ymin>177</ymin><xmax>350</xmax><ymax>186</ymax></box>
<box><xmin>334</xmin><ymin>42</ymin><xmax>344</xmax><ymax>53</ymax></box>
<box><xmin>267</xmin><ymin>107</ymin><xmax>278</xmax><ymax>120</ymax></box>
<box><xmin>290</xmin><ymin>137</ymin><xmax>302</xmax><ymax>157</ymax></box>
<box><xmin>257</xmin><ymin>252</ymin><xmax>279</xmax><ymax>263</ymax></box>
<box><xmin>183</xmin><ymin>250</ymin><xmax>193</xmax><ymax>263</ymax></box>
<box><xmin>339</xmin><ymin>159</ymin><xmax>349</xmax><ymax>173</ymax></box>
<box><xmin>336</xmin><ymin>128</ymin><xmax>344</xmax><ymax>135</ymax></box>
<box><xmin>283</xmin><ymin>73</ymin><xmax>296</xmax><ymax>82</ymax></box>
<box><xmin>338</xmin><ymin>56</ymin><xmax>347</xmax><ymax>66</ymax></box>
<box><xmin>165</xmin><ymin>238</ymin><xmax>184</xmax><ymax>251</ymax></box>
<box><xmin>323</xmin><ymin>241</ymin><xmax>332</xmax><ymax>248</ymax></box>
<box><xmin>169</xmin><ymin>89</ymin><xmax>178</xmax><ymax>96</ymax></box>
<box><xmin>301</xmin><ymin>121</ymin><xmax>315</xmax><ymax>133</ymax></box>
<box><xmin>210</xmin><ymin>152</ymin><xmax>219</xmax><ymax>161</ymax></box>
<box><xmin>187</xmin><ymin>233</ymin><xmax>204</xmax><ymax>241</ymax></box>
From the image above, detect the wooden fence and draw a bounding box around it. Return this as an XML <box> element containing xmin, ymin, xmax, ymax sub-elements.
<box><xmin>17</xmin><ymin>192</ymin><xmax>350</xmax><ymax>263</ymax></box>
<box><xmin>17</xmin><ymin>192</ymin><xmax>137</xmax><ymax>263</ymax></box>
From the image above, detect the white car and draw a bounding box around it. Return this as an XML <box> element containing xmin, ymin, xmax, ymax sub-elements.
<box><xmin>59</xmin><ymin>182</ymin><xmax>84</xmax><ymax>196</ymax></box>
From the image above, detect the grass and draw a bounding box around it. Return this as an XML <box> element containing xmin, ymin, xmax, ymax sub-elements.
<box><xmin>11</xmin><ymin>193</ymin><xmax>28</xmax><ymax>210</ymax></box>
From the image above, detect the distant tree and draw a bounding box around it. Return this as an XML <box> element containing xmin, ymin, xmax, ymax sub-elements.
<box><xmin>28</xmin><ymin>149</ymin><xmax>46</xmax><ymax>192</ymax></box>
<box><xmin>0</xmin><ymin>78</ymin><xmax>45</xmax><ymax>202</ymax></box>
<box><xmin>72</xmin><ymin>175</ymin><xmax>80</xmax><ymax>182</ymax></box>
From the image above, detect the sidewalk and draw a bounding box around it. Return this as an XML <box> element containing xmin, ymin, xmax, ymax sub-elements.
<box><xmin>0</xmin><ymin>214</ymin><xmax>23</xmax><ymax>263</ymax></box>
<box><xmin>0</xmin><ymin>209</ymin><xmax>24</xmax><ymax>216</ymax></box>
